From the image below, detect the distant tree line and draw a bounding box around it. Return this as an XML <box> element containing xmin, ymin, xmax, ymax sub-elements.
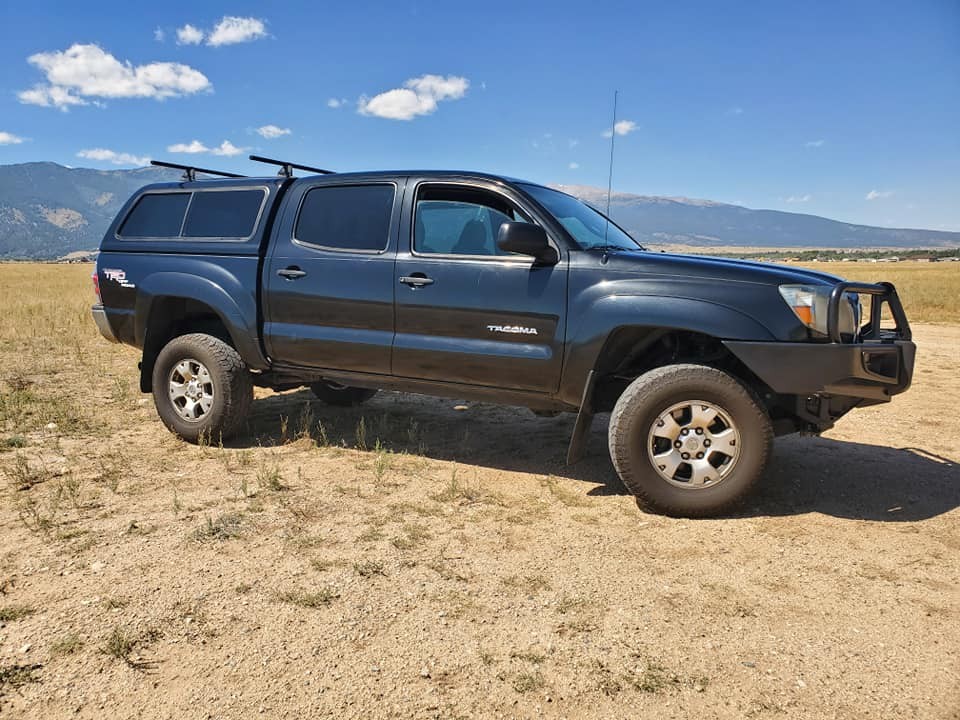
<box><xmin>709</xmin><ymin>248</ymin><xmax>960</xmax><ymax>262</ymax></box>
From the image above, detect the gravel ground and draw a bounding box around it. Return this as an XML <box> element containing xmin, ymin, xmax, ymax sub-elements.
<box><xmin>0</xmin><ymin>324</ymin><xmax>957</xmax><ymax>719</ymax></box>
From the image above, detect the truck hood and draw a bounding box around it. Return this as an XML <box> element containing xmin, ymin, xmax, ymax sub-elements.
<box><xmin>597</xmin><ymin>249</ymin><xmax>844</xmax><ymax>287</ymax></box>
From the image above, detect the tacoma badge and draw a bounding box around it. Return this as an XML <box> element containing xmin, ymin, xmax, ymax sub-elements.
<box><xmin>487</xmin><ymin>325</ymin><xmax>538</xmax><ymax>335</ymax></box>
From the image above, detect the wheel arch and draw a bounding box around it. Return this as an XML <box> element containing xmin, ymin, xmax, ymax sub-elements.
<box><xmin>559</xmin><ymin>295</ymin><xmax>776</xmax><ymax>409</ymax></box>
<box><xmin>135</xmin><ymin>273</ymin><xmax>268</xmax><ymax>393</ymax></box>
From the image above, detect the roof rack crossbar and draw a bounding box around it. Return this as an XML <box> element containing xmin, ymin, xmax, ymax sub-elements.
<box><xmin>248</xmin><ymin>155</ymin><xmax>335</xmax><ymax>177</ymax></box>
<box><xmin>150</xmin><ymin>160</ymin><xmax>246</xmax><ymax>182</ymax></box>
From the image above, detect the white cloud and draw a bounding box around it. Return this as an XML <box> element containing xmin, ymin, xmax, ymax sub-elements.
<box><xmin>602</xmin><ymin>120</ymin><xmax>637</xmax><ymax>138</ymax></box>
<box><xmin>18</xmin><ymin>84</ymin><xmax>87</xmax><ymax>109</ymax></box>
<box><xmin>154</xmin><ymin>28</ymin><xmax>165</xmax><ymax>43</ymax></box>
<box><xmin>568</xmin><ymin>139</ymin><xmax>579</xmax><ymax>149</ymax></box>
<box><xmin>359</xmin><ymin>74</ymin><xmax>469</xmax><ymax>120</ymax></box>
<box><xmin>327</xmin><ymin>97</ymin><xmax>348</xmax><ymax>109</ymax></box>
<box><xmin>726</xmin><ymin>106</ymin><xmax>744</xmax><ymax>116</ymax></box>
<box><xmin>866</xmin><ymin>189</ymin><xmax>894</xmax><ymax>200</ymax></box>
<box><xmin>167</xmin><ymin>139</ymin><xmax>246</xmax><ymax>156</ymax></box>
<box><xmin>804</xmin><ymin>139</ymin><xmax>825</xmax><ymax>148</ymax></box>
<box><xmin>77</xmin><ymin>148</ymin><xmax>150</xmax><ymax>166</ymax></box>
<box><xmin>211</xmin><ymin>140</ymin><xmax>245</xmax><ymax>156</ymax></box>
<box><xmin>168</xmin><ymin>140</ymin><xmax>209</xmax><ymax>153</ymax></box>
<box><xmin>0</xmin><ymin>131</ymin><xmax>26</xmax><ymax>145</ymax></box>
<box><xmin>177</xmin><ymin>24</ymin><xmax>205</xmax><ymax>45</ymax></box>
<box><xmin>785</xmin><ymin>194</ymin><xmax>811</xmax><ymax>203</ymax></box>
<box><xmin>207</xmin><ymin>16</ymin><xmax>267</xmax><ymax>47</ymax></box>
<box><xmin>568</xmin><ymin>162</ymin><xmax>579</xmax><ymax>170</ymax></box>
<box><xmin>256</xmin><ymin>124</ymin><xmax>290</xmax><ymax>139</ymax></box>
<box><xmin>18</xmin><ymin>43</ymin><xmax>211</xmax><ymax>111</ymax></box>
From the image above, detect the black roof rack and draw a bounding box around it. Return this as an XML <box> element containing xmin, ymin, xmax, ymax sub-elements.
<box><xmin>249</xmin><ymin>155</ymin><xmax>335</xmax><ymax>177</ymax></box>
<box><xmin>151</xmin><ymin>160</ymin><xmax>246</xmax><ymax>182</ymax></box>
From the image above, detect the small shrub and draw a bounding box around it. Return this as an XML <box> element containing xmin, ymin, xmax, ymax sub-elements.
<box><xmin>278</xmin><ymin>587</ymin><xmax>339</xmax><ymax>608</ymax></box>
<box><xmin>0</xmin><ymin>436</ymin><xmax>27</xmax><ymax>451</ymax></box>
<box><xmin>355</xmin><ymin>417</ymin><xmax>368</xmax><ymax>451</ymax></box>
<box><xmin>50</xmin><ymin>633</ymin><xmax>83</xmax><ymax>656</ymax></box>
<box><xmin>192</xmin><ymin>513</ymin><xmax>244</xmax><ymax>541</ymax></box>
<box><xmin>296</xmin><ymin>403</ymin><xmax>314</xmax><ymax>441</ymax></box>
<box><xmin>509</xmin><ymin>649</ymin><xmax>546</xmax><ymax>664</ymax></box>
<box><xmin>372</xmin><ymin>441</ymin><xmax>390</xmax><ymax>482</ymax></box>
<box><xmin>431</xmin><ymin>467</ymin><xmax>498</xmax><ymax>505</ymax></box>
<box><xmin>4</xmin><ymin>453</ymin><xmax>51</xmax><ymax>491</ymax></box>
<box><xmin>257</xmin><ymin>458</ymin><xmax>286</xmax><ymax>491</ymax></box>
<box><xmin>315</xmin><ymin>421</ymin><xmax>330</xmax><ymax>447</ymax></box>
<box><xmin>512</xmin><ymin>671</ymin><xmax>544</xmax><ymax>693</ymax></box>
<box><xmin>0</xmin><ymin>604</ymin><xmax>35</xmax><ymax>622</ymax></box>
<box><xmin>353</xmin><ymin>560</ymin><xmax>386</xmax><ymax>578</ymax></box>
<box><xmin>102</xmin><ymin>626</ymin><xmax>136</xmax><ymax>661</ymax></box>
<box><xmin>390</xmin><ymin>523</ymin><xmax>431</xmax><ymax>550</ymax></box>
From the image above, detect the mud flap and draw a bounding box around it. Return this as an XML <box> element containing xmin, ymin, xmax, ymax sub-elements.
<box><xmin>566</xmin><ymin>370</ymin><xmax>598</xmax><ymax>465</ymax></box>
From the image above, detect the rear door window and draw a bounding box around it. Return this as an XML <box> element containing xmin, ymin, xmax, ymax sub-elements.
<box><xmin>118</xmin><ymin>192</ymin><xmax>190</xmax><ymax>238</ymax></box>
<box><xmin>183</xmin><ymin>189</ymin><xmax>266</xmax><ymax>238</ymax></box>
<box><xmin>294</xmin><ymin>184</ymin><xmax>396</xmax><ymax>252</ymax></box>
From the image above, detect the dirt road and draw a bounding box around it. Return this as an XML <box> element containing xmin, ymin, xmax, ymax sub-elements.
<box><xmin>1</xmin><ymin>325</ymin><xmax>957</xmax><ymax>719</ymax></box>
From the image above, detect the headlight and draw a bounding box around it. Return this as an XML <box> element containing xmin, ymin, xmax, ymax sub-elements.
<box><xmin>779</xmin><ymin>284</ymin><xmax>860</xmax><ymax>339</ymax></box>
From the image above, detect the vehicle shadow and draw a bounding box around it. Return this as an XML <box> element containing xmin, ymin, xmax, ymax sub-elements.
<box><xmin>239</xmin><ymin>389</ymin><xmax>960</xmax><ymax>522</ymax></box>
<box><xmin>746</xmin><ymin>434</ymin><xmax>959</xmax><ymax>522</ymax></box>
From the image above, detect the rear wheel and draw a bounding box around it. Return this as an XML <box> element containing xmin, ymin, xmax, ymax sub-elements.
<box><xmin>152</xmin><ymin>333</ymin><xmax>252</xmax><ymax>443</ymax></box>
<box><xmin>310</xmin><ymin>380</ymin><xmax>378</xmax><ymax>406</ymax></box>
<box><xmin>608</xmin><ymin>364</ymin><xmax>772</xmax><ymax>517</ymax></box>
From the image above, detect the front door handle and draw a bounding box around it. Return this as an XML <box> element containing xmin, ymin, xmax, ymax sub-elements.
<box><xmin>277</xmin><ymin>267</ymin><xmax>307</xmax><ymax>280</ymax></box>
<box><xmin>399</xmin><ymin>274</ymin><xmax>434</xmax><ymax>288</ymax></box>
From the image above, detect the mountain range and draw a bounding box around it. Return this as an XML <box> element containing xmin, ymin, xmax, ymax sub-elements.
<box><xmin>553</xmin><ymin>184</ymin><xmax>960</xmax><ymax>250</ymax></box>
<box><xmin>0</xmin><ymin>162</ymin><xmax>956</xmax><ymax>259</ymax></box>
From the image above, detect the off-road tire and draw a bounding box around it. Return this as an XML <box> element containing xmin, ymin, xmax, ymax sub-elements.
<box><xmin>152</xmin><ymin>333</ymin><xmax>253</xmax><ymax>443</ymax></box>
<box><xmin>608</xmin><ymin>364</ymin><xmax>772</xmax><ymax>517</ymax></box>
<box><xmin>310</xmin><ymin>381</ymin><xmax>378</xmax><ymax>406</ymax></box>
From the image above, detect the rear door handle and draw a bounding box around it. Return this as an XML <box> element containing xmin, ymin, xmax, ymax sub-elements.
<box><xmin>399</xmin><ymin>275</ymin><xmax>434</xmax><ymax>288</ymax></box>
<box><xmin>277</xmin><ymin>267</ymin><xmax>307</xmax><ymax>280</ymax></box>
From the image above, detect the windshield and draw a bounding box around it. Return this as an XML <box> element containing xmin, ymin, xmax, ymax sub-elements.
<box><xmin>520</xmin><ymin>184</ymin><xmax>643</xmax><ymax>251</ymax></box>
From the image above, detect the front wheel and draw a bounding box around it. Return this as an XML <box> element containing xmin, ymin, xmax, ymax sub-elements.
<box><xmin>152</xmin><ymin>333</ymin><xmax>253</xmax><ymax>443</ymax></box>
<box><xmin>608</xmin><ymin>364</ymin><xmax>772</xmax><ymax>517</ymax></box>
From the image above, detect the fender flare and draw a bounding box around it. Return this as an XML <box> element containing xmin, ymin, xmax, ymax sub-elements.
<box><xmin>558</xmin><ymin>294</ymin><xmax>775</xmax><ymax>406</ymax></box>
<box><xmin>135</xmin><ymin>271</ymin><xmax>268</xmax><ymax>371</ymax></box>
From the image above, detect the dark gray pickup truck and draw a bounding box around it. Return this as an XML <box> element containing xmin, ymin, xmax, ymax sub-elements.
<box><xmin>92</xmin><ymin>158</ymin><xmax>915</xmax><ymax>517</ymax></box>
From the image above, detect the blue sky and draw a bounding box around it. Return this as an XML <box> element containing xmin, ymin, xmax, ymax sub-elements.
<box><xmin>0</xmin><ymin>0</ymin><xmax>957</xmax><ymax>230</ymax></box>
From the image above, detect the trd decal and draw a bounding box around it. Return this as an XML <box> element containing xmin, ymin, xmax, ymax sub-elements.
<box><xmin>102</xmin><ymin>268</ymin><xmax>135</xmax><ymax>289</ymax></box>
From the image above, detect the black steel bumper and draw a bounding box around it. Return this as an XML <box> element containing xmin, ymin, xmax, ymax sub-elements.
<box><xmin>725</xmin><ymin>281</ymin><xmax>915</xmax><ymax>403</ymax></box>
<box><xmin>724</xmin><ymin>338</ymin><xmax>915</xmax><ymax>402</ymax></box>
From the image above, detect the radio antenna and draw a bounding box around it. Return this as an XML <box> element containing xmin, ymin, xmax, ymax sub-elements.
<box><xmin>603</xmin><ymin>90</ymin><xmax>618</xmax><ymax>243</ymax></box>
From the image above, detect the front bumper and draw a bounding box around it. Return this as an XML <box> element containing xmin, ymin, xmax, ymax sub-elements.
<box><xmin>92</xmin><ymin>304</ymin><xmax>118</xmax><ymax>343</ymax></box>
<box><xmin>723</xmin><ymin>339</ymin><xmax>915</xmax><ymax>402</ymax></box>
<box><xmin>727</xmin><ymin>279</ymin><xmax>915</xmax><ymax>404</ymax></box>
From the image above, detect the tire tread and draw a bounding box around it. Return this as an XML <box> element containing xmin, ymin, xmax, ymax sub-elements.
<box><xmin>608</xmin><ymin>364</ymin><xmax>772</xmax><ymax>517</ymax></box>
<box><xmin>153</xmin><ymin>333</ymin><xmax>252</xmax><ymax>442</ymax></box>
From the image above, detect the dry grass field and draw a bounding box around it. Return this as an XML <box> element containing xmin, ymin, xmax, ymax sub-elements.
<box><xmin>792</xmin><ymin>261</ymin><xmax>960</xmax><ymax>324</ymax></box>
<box><xmin>0</xmin><ymin>262</ymin><xmax>958</xmax><ymax>719</ymax></box>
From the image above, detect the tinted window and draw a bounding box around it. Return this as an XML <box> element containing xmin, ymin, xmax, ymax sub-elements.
<box><xmin>414</xmin><ymin>187</ymin><xmax>531</xmax><ymax>256</ymax></box>
<box><xmin>118</xmin><ymin>193</ymin><xmax>190</xmax><ymax>238</ymax></box>
<box><xmin>183</xmin><ymin>189</ymin><xmax>265</xmax><ymax>238</ymax></box>
<box><xmin>295</xmin><ymin>184</ymin><xmax>395</xmax><ymax>251</ymax></box>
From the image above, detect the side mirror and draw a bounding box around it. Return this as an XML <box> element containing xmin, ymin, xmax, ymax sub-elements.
<box><xmin>496</xmin><ymin>222</ymin><xmax>558</xmax><ymax>264</ymax></box>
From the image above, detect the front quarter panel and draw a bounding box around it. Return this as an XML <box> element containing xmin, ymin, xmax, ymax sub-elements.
<box><xmin>558</xmin><ymin>254</ymin><xmax>795</xmax><ymax>406</ymax></box>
